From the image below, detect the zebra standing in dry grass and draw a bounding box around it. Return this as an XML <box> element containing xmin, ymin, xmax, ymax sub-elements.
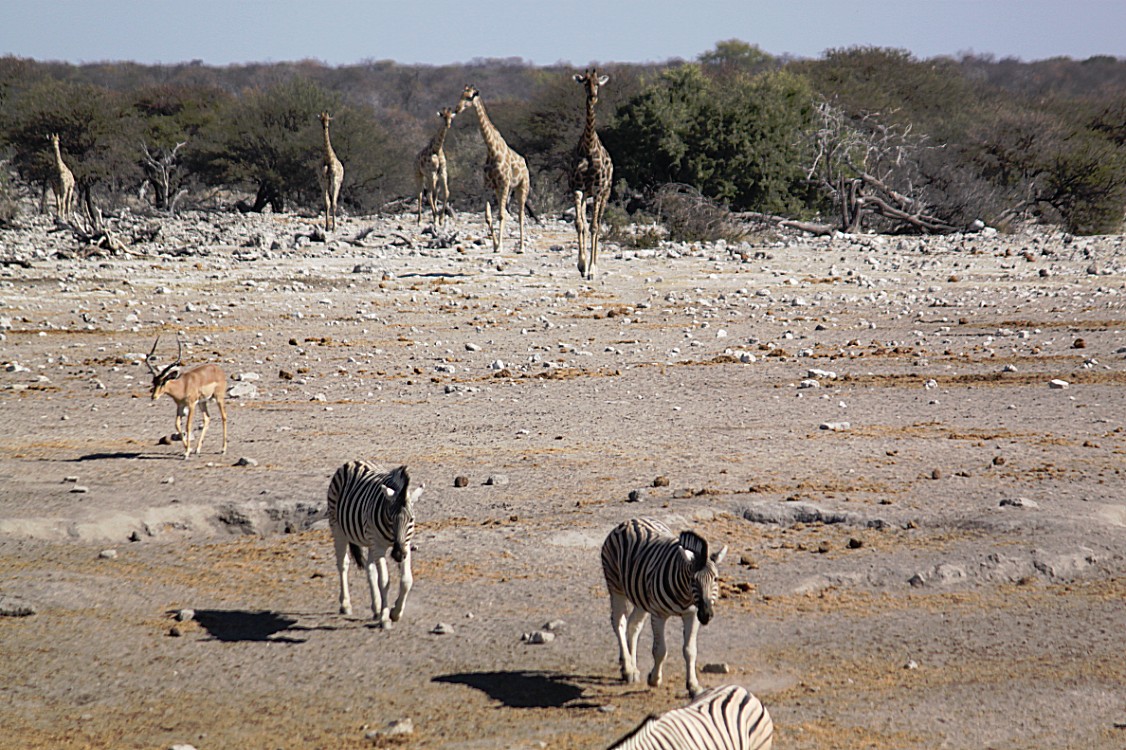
<box><xmin>607</xmin><ymin>684</ymin><xmax>773</xmax><ymax>750</ymax></box>
<box><xmin>601</xmin><ymin>518</ymin><xmax>728</xmax><ymax>698</ymax></box>
<box><xmin>327</xmin><ymin>462</ymin><xmax>421</xmax><ymax>628</ymax></box>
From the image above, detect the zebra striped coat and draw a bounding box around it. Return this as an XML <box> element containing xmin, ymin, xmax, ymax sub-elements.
<box><xmin>607</xmin><ymin>684</ymin><xmax>773</xmax><ymax>750</ymax></box>
<box><xmin>326</xmin><ymin>461</ymin><xmax>421</xmax><ymax>627</ymax></box>
<box><xmin>602</xmin><ymin>518</ymin><xmax>728</xmax><ymax>697</ymax></box>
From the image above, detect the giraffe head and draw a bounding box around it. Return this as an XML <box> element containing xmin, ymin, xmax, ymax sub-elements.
<box><xmin>455</xmin><ymin>85</ymin><xmax>480</xmax><ymax>115</ymax></box>
<box><xmin>318</xmin><ymin>111</ymin><xmax>333</xmax><ymax>128</ymax></box>
<box><xmin>438</xmin><ymin>106</ymin><xmax>456</xmax><ymax>129</ymax></box>
<box><xmin>48</xmin><ymin>133</ymin><xmax>61</xmax><ymax>148</ymax></box>
<box><xmin>575</xmin><ymin>69</ymin><xmax>610</xmax><ymax>104</ymax></box>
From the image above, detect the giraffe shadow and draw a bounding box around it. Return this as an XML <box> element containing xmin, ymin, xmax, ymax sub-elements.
<box><xmin>432</xmin><ymin>670</ymin><xmax>602</xmax><ymax>709</ymax></box>
<box><xmin>190</xmin><ymin>609</ymin><xmax>314</xmax><ymax>643</ymax></box>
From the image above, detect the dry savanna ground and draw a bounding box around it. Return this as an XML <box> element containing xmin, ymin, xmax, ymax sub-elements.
<box><xmin>1</xmin><ymin>208</ymin><xmax>1124</xmax><ymax>749</ymax></box>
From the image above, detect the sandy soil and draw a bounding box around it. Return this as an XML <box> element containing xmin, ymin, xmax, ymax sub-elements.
<box><xmin>0</xmin><ymin>209</ymin><xmax>1124</xmax><ymax>749</ymax></box>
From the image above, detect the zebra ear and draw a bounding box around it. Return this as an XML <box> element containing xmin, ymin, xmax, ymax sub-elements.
<box><xmin>678</xmin><ymin>531</ymin><xmax>709</xmax><ymax>572</ymax></box>
<box><xmin>710</xmin><ymin>545</ymin><xmax>728</xmax><ymax>565</ymax></box>
<box><xmin>383</xmin><ymin>486</ymin><xmax>395</xmax><ymax>499</ymax></box>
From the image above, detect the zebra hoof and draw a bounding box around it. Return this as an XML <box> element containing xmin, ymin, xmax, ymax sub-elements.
<box><xmin>687</xmin><ymin>684</ymin><xmax>704</xmax><ymax>699</ymax></box>
<box><xmin>647</xmin><ymin>673</ymin><xmax>662</xmax><ymax>688</ymax></box>
<box><xmin>339</xmin><ymin>605</ymin><xmax>352</xmax><ymax>615</ymax></box>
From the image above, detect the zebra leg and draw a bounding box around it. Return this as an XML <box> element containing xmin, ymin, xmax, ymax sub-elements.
<box><xmin>648</xmin><ymin>615</ymin><xmax>669</xmax><ymax>688</ymax></box>
<box><xmin>624</xmin><ymin>605</ymin><xmax>648</xmax><ymax>683</ymax></box>
<box><xmin>681</xmin><ymin>612</ymin><xmax>703</xmax><ymax>698</ymax></box>
<box><xmin>334</xmin><ymin>535</ymin><xmax>353</xmax><ymax>615</ymax></box>
<box><xmin>369</xmin><ymin>551</ymin><xmax>389</xmax><ymax>626</ymax></box>
<box><xmin>611</xmin><ymin>592</ymin><xmax>641</xmax><ymax>683</ymax></box>
<box><xmin>390</xmin><ymin>548</ymin><xmax>412</xmax><ymax>623</ymax></box>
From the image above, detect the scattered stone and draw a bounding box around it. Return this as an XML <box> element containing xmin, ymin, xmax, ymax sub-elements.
<box><xmin>70</xmin><ymin>485</ymin><xmax>89</xmax><ymax>494</ymax></box>
<box><xmin>599</xmin><ymin>704</ymin><xmax>617</xmax><ymax>713</ymax></box>
<box><xmin>1000</xmin><ymin>497</ymin><xmax>1038</xmax><ymax>508</ymax></box>
<box><xmin>1003</xmin><ymin>364</ymin><xmax>1018</xmax><ymax>373</ymax></box>
<box><xmin>798</xmin><ymin>378</ymin><xmax>820</xmax><ymax>389</ymax></box>
<box><xmin>278</xmin><ymin>369</ymin><xmax>294</xmax><ymax>380</ymax></box>
<box><xmin>0</xmin><ymin>594</ymin><xmax>37</xmax><ymax>617</ymax></box>
<box><xmin>819</xmin><ymin>421</ymin><xmax>850</xmax><ymax>432</ymax></box>
<box><xmin>161</xmin><ymin>476</ymin><xmax>175</xmax><ymax>485</ymax></box>
<box><xmin>365</xmin><ymin>718</ymin><xmax>414</xmax><ymax>740</ymax></box>
<box><xmin>168</xmin><ymin>625</ymin><xmax>183</xmax><ymax>637</ymax></box>
<box><xmin>543</xmin><ymin>619</ymin><xmax>566</xmax><ymax>632</ymax></box>
<box><xmin>465</xmin><ymin>342</ymin><xmax>481</xmax><ymax>352</ymax></box>
<box><xmin>930</xmin><ymin>468</ymin><xmax>942</xmax><ymax>480</ymax></box>
<box><xmin>807</xmin><ymin>368</ymin><xmax>837</xmax><ymax>380</ymax></box>
<box><xmin>485</xmin><ymin>474</ymin><xmax>509</xmax><ymax>486</ymax></box>
<box><xmin>98</xmin><ymin>549</ymin><xmax>118</xmax><ymax>560</ymax></box>
<box><xmin>847</xmin><ymin>538</ymin><xmax>863</xmax><ymax>549</ymax></box>
<box><xmin>627</xmin><ymin>489</ymin><xmax>645</xmax><ymax>503</ymax></box>
<box><xmin>522</xmin><ymin>630</ymin><xmax>555</xmax><ymax>644</ymax></box>
<box><xmin>701</xmin><ymin>663</ymin><xmax>731</xmax><ymax>674</ymax></box>
<box><xmin>234</xmin><ymin>457</ymin><xmax>258</xmax><ymax>467</ymax></box>
<box><xmin>233</xmin><ymin>372</ymin><xmax>261</xmax><ymax>382</ymax></box>
<box><xmin>993</xmin><ymin>456</ymin><xmax>1006</xmax><ymax>466</ymax></box>
<box><xmin>905</xmin><ymin>660</ymin><xmax>919</xmax><ymax>670</ymax></box>
<box><xmin>169</xmin><ymin>745</ymin><xmax>199</xmax><ymax>750</ymax></box>
<box><xmin>1048</xmin><ymin>379</ymin><xmax>1069</xmax><ymax>389</ymax></box>
<box><xmin>431</xmin><ymin>622</ymin><xmax>454</xmax><ymax>635</ymax></box>
<box><xmin>175</xmin><ymin>609</ymin><xmax>195</xmax><ymax>622</ymax></box>
<box><xmin>63</xmin><ymin>476</ymin><xmax>79</xmax><ymax>483</ymax></box>
<box><xmin>227</xmin><ymin>382</ymin><xmax>258</xmax><ymax>399</ymax></box>
<box><xmin>652</xmin><ymin>476</ymin><xmax>670</xmax><ymax>487</ymax></box>
<box><xmin>454</xmin><ymin>475</ymin><xmax>469</xmax><ymax>488</ymax></box>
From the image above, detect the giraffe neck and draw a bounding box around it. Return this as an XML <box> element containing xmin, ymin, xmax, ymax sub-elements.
<box><xmin>428</xmin><ymin>122</ymin><xmax>450</xmax><ymax>155</ymax></box>
<box><xmin>472</xmin><ymin>100</ymin><xmax>508</xmax><ymax>160</ymax></box>
<box><xmin>52</xmin><ymin>141</ymin><xmax>66</xmax><ymax>171</ymax></box>
<box><xmin>581</xmin><ymin>94</ymin><xmax>600</xmax><ymax>152</ymax></box>
<box><xmin>322</xmin><ymin>125</ymin><xmax>336</xmax><ymax>162</ymax></box>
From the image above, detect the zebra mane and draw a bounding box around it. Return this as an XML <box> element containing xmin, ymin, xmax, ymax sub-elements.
<box><xmin>383</xmin><ymin>465</ymin><xmax>411</xmax><ymax>505</ymax></box>
<box><xmin>608</xmin><ymin>713</ymin><xmax>663</xmax><ymax>748</ymax></box>
<box><xmin>678</xmin><ymin>530</ymin><xmax>709</xmax><ymax>572</ymax></box>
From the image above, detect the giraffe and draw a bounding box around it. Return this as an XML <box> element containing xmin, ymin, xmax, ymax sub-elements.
<box><xmin>48</xmin><ymin>133</ymin><xmax>76</xmax><ymax>220</ymax></box>
<box><xmin>318</xmin><ymin>112</ymin><xmax>344</xmax><ymax>231</ymax></box>
<box><xmin>455</xmin><ymin>85</ymin><xmax>530</xmax><ymax>253</ymax></box>
<box><xmin>414</xmin><ymin>107</ymin><xmax>456</xmax><ymax>226</ymax></box>
<box><xmin>570</xmin><ymin>69</ymin><xmax>613</xmax><ymax>280</ymax></box>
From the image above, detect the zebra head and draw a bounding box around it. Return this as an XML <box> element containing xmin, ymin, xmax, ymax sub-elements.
<box><xmin>679</xmin><ymin>531</ymin><xmax>728</xmax><ymax>625</ymax></box>
<box><xmin>383</xmin><ymin>483</ymin><xmax>420</xmax><ymax>563</ymax></box>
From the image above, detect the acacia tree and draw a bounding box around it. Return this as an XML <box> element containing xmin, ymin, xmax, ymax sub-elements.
<box><xmin>603</xmin><ymin>63</ymin><xmax>817</xmax><ymax>215</ymax></box>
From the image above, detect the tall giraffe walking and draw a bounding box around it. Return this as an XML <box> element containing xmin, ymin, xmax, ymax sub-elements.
<box><xmin>318</xmin><ymin>112</ymin><xmax>344</xmax><ymax>231</ymax></box>
<box><xmin>48</xmin><ymin>133</ymin><xmax>75</xmax><ymax>220</ymax></box>
<box><xmin>414</xmin><ymin>107</ymin><xmax>456</xmax><ymax>226</ymax></box>
<box><xmin>455</xmin><ymin>85</ymin><xmax>530</xmax><ymax>253</ymax></box>
<box><xmin>570</xmin><ymin>69</ymin><xmax>613</xmax><ymax>280</ymax></box>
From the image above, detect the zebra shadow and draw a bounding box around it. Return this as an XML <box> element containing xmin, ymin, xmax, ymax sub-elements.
<box><xmin>191</xmin><ymin>609</ymin><xmax>312</xmax><ymax>643</ymax></box>
<box><xmin>432</xmin><ymin>670</ymin><xmax>601</xmax><ymax>709</ymax></box>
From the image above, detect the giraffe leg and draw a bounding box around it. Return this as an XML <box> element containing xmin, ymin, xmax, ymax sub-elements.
<box><xmin>497</xmin><ymin>185</ymin><xmax>512</xmax><ymax>253</ymax></box>
<box><xmin>439</xmin><ymin>169</ymin><xmax>451</xmax><ymax>226</ymax></box>
<box><xmin>485</xmin><ymin>202</ymin><xmax>497</xmax><ymax>251</ymax></box>
<box><xmin>573</xmin><ymin>190</ymin><xmax>588</xmax><ymax>278</ymax></box>
<box><xmin>515</xmin><ymin>183</ymin><xmax>527</xmax><ymax>254</ymax></box>
<box><xmin>589</xmin><ymin>192</ymin><xmax>609</xmax><ymax>281</ymax></box>
<box><xmin>428</xmin><ymin>175</ymin><xmax>440</xmax><ymax>225</ymax></box>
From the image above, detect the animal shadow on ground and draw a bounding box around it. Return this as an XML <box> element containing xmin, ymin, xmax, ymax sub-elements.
<box><xmin>71</xmin><ymin>452</ymin><xmax>149</xmax><ymax>461</ymax></box>
<box><xmin>434</xmin><ymin>670</ymin><xmax>606</xmax><ymax>709</ymax></box>
<box><xmin>192</xmin><ymin>609</ymin><xmax>321</xmax><ymax>643</ymax></box>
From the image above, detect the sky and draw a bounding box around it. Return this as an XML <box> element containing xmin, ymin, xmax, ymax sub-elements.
<box><xmin>2</xmin><ymin>0</ymin><xmax>1124</xmax><ymax>67</ymax></box>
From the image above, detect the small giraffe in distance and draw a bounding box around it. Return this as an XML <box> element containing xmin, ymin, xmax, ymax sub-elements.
<box><xmin>456</xmin><ymin>85</ymin><xmax>531</xmax><ymax>253</ymax></box>
<box><xmin>415</xmin><ymin>107</ymin><xmax>456</xmax><ymax>226</ymax></box>
<box><xmin>48</xmin><ymin>133</ymin><xmax>76</xmax><ymax>220</ymax></box>
<box><xmin>318</xmin><ymin>111</ymin><xmax>344</xmax><ymax>232</ymax></box>
<box><xmin>570</xmin><ymin>69</ymin><xmax>613</xmax><ymax>280</ymax></box>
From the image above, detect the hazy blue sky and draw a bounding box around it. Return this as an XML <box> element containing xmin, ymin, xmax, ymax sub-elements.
<box><xmin>3</xmin><ymin>0</ymin><xmax>1123</xmax><ymax>66</ymax></box>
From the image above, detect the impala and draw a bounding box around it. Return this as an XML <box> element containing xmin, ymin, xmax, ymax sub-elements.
<box><xmin>146</xmin><ymin>337</ymin><xmax>228</xmax><ymax>458</ymax></box>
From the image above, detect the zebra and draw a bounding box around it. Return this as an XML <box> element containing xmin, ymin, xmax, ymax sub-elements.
<box><xmin>326</xmin><ymin>461</ymin><xmax>421</xmax><ymax>628</ymax></box>
<box><xmin>601</xmin><ymin>517</ymin><xmax>728</xmax><ymax>698</ymax></box>
<box><xmin>607</xmin><ymin>684</ymin><xmax>774</xmax><ymax>750</ymax></box>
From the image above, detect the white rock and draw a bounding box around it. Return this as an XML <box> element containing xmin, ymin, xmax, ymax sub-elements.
<box><xmin>819</xmin><ymin>421</ymin><xmax>850</xmax><ymax>432</ymax></box>
<box><xmin>1048</xmin><ymin>379</ymin><xmax>1069</xmax><ymax>389</ymax></box>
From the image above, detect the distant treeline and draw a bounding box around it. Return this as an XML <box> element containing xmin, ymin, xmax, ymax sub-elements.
<box><xmin>1</xmin><ymin>41</ymin><xmax>1124</xmax><ymax>235</ymax></box>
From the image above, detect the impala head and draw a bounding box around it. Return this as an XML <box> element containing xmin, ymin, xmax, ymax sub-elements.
<box><xmin>455</xmin><ymin>85</ymin><xmax>480</xmax><ymax>115</ymax></box>
<box><xmin>679</xmin><ymin>531</ymin><xmax>728</xmax><ymax>625</ymax></box>
<box><xmin>146</xmin><ymin>335</ymin><xmax>183</xmax><ymax>400</ymax></box>
<box><xmin>384</xmin><ymin>481</ymin><xmax>422</xmax><ymax>563</ymax></box>
<box><xmin>574</xmin><ymin>68</ymin><xmax>610</xmax><ymax>104</ymax></box>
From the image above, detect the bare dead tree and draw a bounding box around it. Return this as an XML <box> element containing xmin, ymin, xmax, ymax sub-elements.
<box><xmin>141</xmin><ymin>140</ymin><xmax>187</xmax><ymax>212</ymax></box>
<box><xmin>799</xmin><ymin>101</ymin><xmax>960</xmax><ymax>235</ymax></box>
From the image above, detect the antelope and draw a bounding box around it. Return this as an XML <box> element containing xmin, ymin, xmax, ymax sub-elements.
<box><xmin>146</xmin><ymin>337</ymin><xmax>229</xmax><ymax>458</ymax></box>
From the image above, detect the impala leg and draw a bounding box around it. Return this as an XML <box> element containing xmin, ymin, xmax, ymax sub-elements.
<box><xmin>215</xmin><ymin>395</ymin><xmax>228</xmax><ymax>454</ymax></box>
<box><xmin>195</xmin><ymin>401</ymin><xmax>210</xmax><ymax>455</ymax></box>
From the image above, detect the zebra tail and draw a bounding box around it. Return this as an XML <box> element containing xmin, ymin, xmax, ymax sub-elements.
<box><xmin>349</xmin><ymin>543</ymin><xmax>365</xmax><ymax>567</ymax></box>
